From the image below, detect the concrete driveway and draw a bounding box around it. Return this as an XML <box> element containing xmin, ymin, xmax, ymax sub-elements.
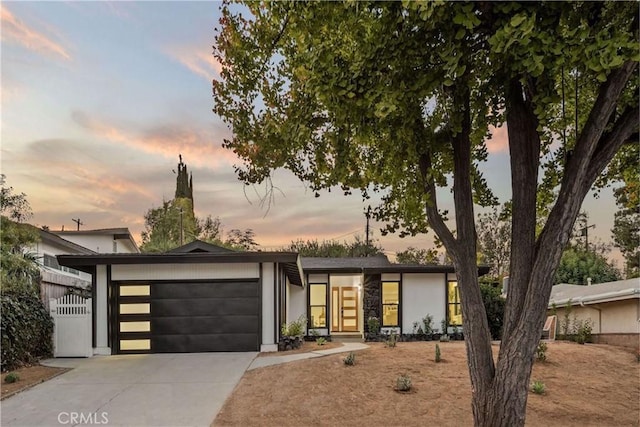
<box><xmin>1</xmin><ymin>352</ymin><xmax>256</xmax><ymax>427</ymax></box>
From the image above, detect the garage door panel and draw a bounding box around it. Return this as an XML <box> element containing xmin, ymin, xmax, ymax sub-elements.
<box><xmin>152</xmin><ymin>298</ymin><xmax>259</xmax><ymax>317</ymax></box>
<box><xmin>152</xmin><ymin>333</ymin><xmax>258</xmax><ymax>353</ymax></box>
<box><xmin>153</xmin><ymin>281</ymin><xmax>258</xmax><ymax>299</ymax></box>
<box><xmin>152</xmin><ymin>315</ymin><xmax>258</xmax><ymax>335</ymax></box>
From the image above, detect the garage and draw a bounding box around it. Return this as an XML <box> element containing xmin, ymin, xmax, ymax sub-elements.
<box><xmin>117</xmin><ymin>280</ymin><xmax>260</xmax><ymax>354</ymax></box>
<box><xmin>58</xmin><ymin>241</ymin><xmax>304</xmax><ymax>355</ymax></box>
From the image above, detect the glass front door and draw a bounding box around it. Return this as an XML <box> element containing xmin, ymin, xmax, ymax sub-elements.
<box><xmin>331</xmin><ymin>286</ymin><xmax>359</xmax><ymax>332</ymax></box>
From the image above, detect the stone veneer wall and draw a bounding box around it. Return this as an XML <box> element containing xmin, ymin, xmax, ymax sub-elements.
<box><xmin>363</xmin><ymin>274</ymin><xmax>381</xmax><ymax>326</ymax></box>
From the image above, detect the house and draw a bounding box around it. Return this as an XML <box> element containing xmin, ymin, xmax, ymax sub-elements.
<box><xmin>549</xmin><ymin>279</ymin><xmax>640</xmax><ymax>350</ymax></box>
<box><xmin>33</xmin><ymin>227</ymin><xmax>139</xmax><ymax>308</ymax></box>
<box><xmin>57</xmin><ymin>241</ymin><xmax>489</xmax><ymax>356</ymax></box>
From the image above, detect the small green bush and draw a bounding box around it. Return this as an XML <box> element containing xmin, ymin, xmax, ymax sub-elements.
<box><xmin>535</xmin><ymin>341</ymin><xmax>548</xmax><ymax>362</ymax></box>
<box><xmin>343</xmin><ymin>352</ymin><xmax>356</xmax><ymax>366</ymax></box>
<box><xmin>316</xmin><ymin>337</ymin><xmax>326</xmax><ymax>346</ymax></box>
<box><xmin>4</xmin><ymin>372</ymin><xmax>19</xmax><ymax>383</ymax></box>
<box><xmin>422</xmin><ymin>314</ymin><xmax>434</xmax><ymax>336</ymax></box>
<box><xmin>396</xmin><ymin>374</ymin><xmax>412</xmax><ymax>391</ymax></box>
<box><xmin>574</xmin><ymin>319</ymin><xmax>593</xmax><ymax>344</ymax></box>
<box><xmin>531</xmin><ymin>380</ymin><xmax>546</xmax><ymax>395</ymax></box>
<box><xmin>281</xmin><ymin>315</ymin><xmax>307</xmax><ymax>337</ymax></box>
<box><xmin>435</xmin><ymin>343</ymin><xmax>441</xmax><ymax>363</ymax></box>
<box><xmin>384</xmin><ymin>332</ymin><xmax>398</xmax><ymax>348</ymax></box>
<box><xmin>367</xmin><ymin>316</ymin><xmax>380</xmax><ymax>335</ymax></box>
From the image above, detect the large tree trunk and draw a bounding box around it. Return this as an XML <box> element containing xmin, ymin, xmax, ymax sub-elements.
<box><xmin>425</xmin><ymin>60</ymin><xmax>638</xmax><ymax>427</ymax></box>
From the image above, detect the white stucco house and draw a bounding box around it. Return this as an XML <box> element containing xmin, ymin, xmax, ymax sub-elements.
<box><xmin>57</xmin><ymin>240</ymin><xmax>489</xmax><ymax>356</ymax></box>
<box><xmin>549</xmin><ymin>278</ymin><xmax>640</xmax><ymax>349</ymax></box>
<box><xmin>33</xmin><ymin>227</ymin><xmax>139</xmax><ymax>307</ymax></box>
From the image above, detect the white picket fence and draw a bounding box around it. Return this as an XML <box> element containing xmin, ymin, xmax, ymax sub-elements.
<box><xmin>50</xmin><ymin>294</ymin><xmax>92</xmax><ymax>357</ymax></box>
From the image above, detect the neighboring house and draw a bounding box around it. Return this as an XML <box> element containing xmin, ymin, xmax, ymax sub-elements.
<box><xmin>549</xmin><ymin>279</ymin><xmax>640</xmax><ymax>350</ymax></box>
<box><xmin>33</xmin><ymin>229</ymin><xmax>95</xmax><ymax>307</ymax></box>
<box><xmin>52</xmin><ymin>228</ymin><xmax>140</xmax><ymax>254</ymax></box>
<box><xmin>31</xmin><ymin>227</ymin><xmax>139</xmax><ymax>308</ymax></box>
<box><xmin>57</xmin><ymin>240</ymin><xmax>489</xmax><ymax>356</ymax></box>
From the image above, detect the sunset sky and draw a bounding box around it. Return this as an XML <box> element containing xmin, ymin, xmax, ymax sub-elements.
<box><xmin>0</xmin><ymin>2</ymin><xmax>623</xmax><ymax>264</ymax></box>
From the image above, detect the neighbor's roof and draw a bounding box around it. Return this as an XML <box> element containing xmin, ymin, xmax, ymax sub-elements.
<box><xmin>549</xmin><ymin>278</ymin><xmax>640</xmax><ymax>308</ymax></box>
<box><xmin>53</xmin><ymin>228</ymin><xmax>140</xmax><ymax>253</ymax></box>
<box><xmin>38</xmin><ymin>229</ymin><xmax>97</xmax><ymax>255</ymax></box>
<box><xmin>167</xmin><ymin>240</ymin><xmax>235</xmax><ymax>254</ymax></box>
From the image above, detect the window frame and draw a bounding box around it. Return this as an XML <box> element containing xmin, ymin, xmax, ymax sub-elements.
<box><xmin>380</xmin><ymin>281</ymin><xmax>400</xmax><ymax>327</ymax></box>
<box><xmin>308</xmin><ymin>282</ymin><xmax>328</xmax><ymax>329</ymax></box>
<box><xmin>447</xmin><ymin>279</ymin><xmax>462</xmax><ymax>326</ymax></box>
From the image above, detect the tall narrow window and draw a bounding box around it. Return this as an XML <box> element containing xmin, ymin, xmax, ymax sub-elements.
<box><xmin>381</xmin><ymin>281</ymin><xmax>399</xmax><ymax>326</ymax></box>
<box><xmin>447</xmin><ymin>280</ymin><xmax>462</xmax><ymax>326</ymax></box>
<box><xmin>309</xmin><ymin>283</ymin><xmax>327</xmax><ymax>328</ymax></box>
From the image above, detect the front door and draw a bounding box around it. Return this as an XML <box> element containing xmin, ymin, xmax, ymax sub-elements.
<box><xmin>331</xmin><ymin>286</ymin><xmax>359</xmax><ymax>332</ymax></box>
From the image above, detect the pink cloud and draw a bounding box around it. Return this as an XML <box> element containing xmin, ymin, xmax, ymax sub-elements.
<box><xmin>164</xmin><ymin>44</ymin><xmax>222</xmax><ymax>80</ymax></box>
<box><xmin>72</xmin><ymin>111</ymin><xmax>238</xmax><ymax>168</ymax></box>
<box><xmin>486</xmin><ymin>124</ymin><xmax>509</xmax><ymax>154</ymax></box>
<box><xmin>1</xmin><ymin>5</ymin><xmax>71</xmax><ymax>60</ymax></box>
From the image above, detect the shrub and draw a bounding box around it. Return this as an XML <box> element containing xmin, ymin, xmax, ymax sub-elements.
<box><xmin>396</xmin><ymin>374</ymin><xmax>412</xmax><ymax>391</ymax></box>
<box><xmin>343</xmin><ymin>352</ymin><xmax>356</xmax><ymax>366</ymax></box>
<box><xmin>422</xmin><ymin>314</ymin><xmax>434</xmax><ymax>336</ymax></box>
<box><xmin>1</xmin><ymin>293</ymin><xmax>53</xmax><ymax>372</ymax></box>
<box><xmin>281</xmin><ymin>315</ymin><xmax>307</xmax><ymax>337</ymax></box>
<box><xmin>441</xmin><ymin>318</ymin><xmax>448</xmax><ymax>336</ymax></box>
<box><xmin>435</xmin><ymin>343</ymin><xmax>441</xmax><ymax>363</ymax></box>
<box><xmin>480</xmin><ymin>283</ymin><xmax>506</xmax><ymax>340</ymax></box>
<box><xmin>367</xmin><ymin>316</ymin><xmax>380</xmax><ymax>335</ymax></box>
<box><xmin>535</xmin><ymin>341</ymin><xmax>548</xmax><ymax>362</ymax></box>
<box><xmin>439</xmin><ymin>334</ymin><xmax>450</xmax><ymax>342</ymax></box>
<box><xmin>4</xmin><ymin>372</ymin><xmax>19</xmax><ymax>383</ymax></box>
<box><xmin>530</xmin><ymin>380</ymin><xmax>546</xmax><ymax>395</ymax></box>
<box><xmin>384</xmin><ymin>332</ymin><xmax>398</xmax><ymax>348</ymax></box>
<box><xmin>316</xmin><ymin>337</ymin><xmax>326</xmax><ymax>346</ymax></box>
<box><xmin>574</xmin><ymin>319</ymin><xmax>593</xmax><ymax>344</ymax></box>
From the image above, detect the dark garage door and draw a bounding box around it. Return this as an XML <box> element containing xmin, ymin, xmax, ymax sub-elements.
<box><xmin>117</xmin><ymin>280</ymin><xmax>260</xmax><ymax>353</ymax></box>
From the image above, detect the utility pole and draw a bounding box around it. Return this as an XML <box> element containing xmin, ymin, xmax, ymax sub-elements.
<box><xmin>577</xmin><ymin>213</ymin><xmax>595</xmax><ymax>252</ymax></box>
<box><xmin>71</xmin><ymin>218</ymin><xmax>84</xmax><ymax>231</ymax></box>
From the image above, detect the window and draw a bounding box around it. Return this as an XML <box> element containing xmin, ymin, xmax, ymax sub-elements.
<box><xmin>309</xmin><ymin>283</ymin><xmax>327</xmax><ymax>328</ymax></box>
<box><xmin>448</xmin><ymin>280</ymin><xmax>462</xmax><ymax>326</ymax></box>
<box><xmin>43</xmin><ymin>254</ymin><xmax>79</xmax><ymax>275</ymax></box>
<box><xmin>381</xmin><ymin>281</ymin><xmax>399</xmax><ymax>326</ymax></box>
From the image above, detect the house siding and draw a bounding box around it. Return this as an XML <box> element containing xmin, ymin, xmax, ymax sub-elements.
<box><xmin>402</xmin><ymin>273</ymin><xmax>446</xmax><ymax>334</ymax></box>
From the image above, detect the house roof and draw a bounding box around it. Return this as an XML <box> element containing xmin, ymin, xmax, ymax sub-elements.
<box><xmin>301</xmin><ymin>256</ymin><xmax>490</xmax><ymax>276</ymax></box>
<box><xmin>549</xmin><ymin>278</ymin><xmax>640</xmax><ymax>308</ymax></box>
<box><xmin>167</xmin><ymin>240</ymin><xmax>235</xmax><ymax>253</ymax></box>
<box><xmin>38</xmin><ymin>229</ymin><xmax>97</xmax><ymax>255</ymax></box>
<box><xmin>57</xmin><ymin>251</ymin><xmax>305</xmax><ymax>286</ymax></box>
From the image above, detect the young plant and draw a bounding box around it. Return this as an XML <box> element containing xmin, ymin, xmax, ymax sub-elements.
<box><xmin>422</xmin><ymin>314</ymin><xmax>434</xmax><ymax>335</ymax></box>
<box><xmin>384</xmin><ymin>332</ymin><xmax>398</xmax><ymax>348</ymax></box>
<box><xmin>435</xmin><ymin>343</ymin><xmax>441</xmax><ymax>363</ymax></box>
<box><xmin>396</xmin><ymin>374</ymin><xmax>412</xmax><ymax>392</ymax></box>
<box><xmin>441</xmin><ymin>318</ymin><xmax>448</xmax><ymax>336</ymax></box>
<box><xmin>535</xmin><ymin>341</ymin><xmax>548</xmax><ymax>362</ymax></box>
<box><xmin>530</xmin><ymin>380</ymin><xmax>546</xmax><ymax>395</ymax></box>
<box><xmin>367</xmin><ymin>316</ymin><xmax>380</xmax><ymax>335</ymax></box>
<box><xmin>316</xmin><ymin>337</ymin><xmax>326</xmax><ymax>346</ymax></box>
<box><xmin>4</xmin><ymin>372</ymin><xmax>19</xmax><ymax>384</ymax></box>
<box><xmin>343</xmin><ymin>352</ymin><xmax>356</xmax><ymax>366</ymax></box>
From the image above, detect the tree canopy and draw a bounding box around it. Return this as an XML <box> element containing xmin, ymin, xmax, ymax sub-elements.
<box><xmin>284</xmin><ymin>236</ymin><xmax>383</xmax><ymax>258</ymax></box>
<box><xmin>555</xmin><ymin>245</ymin><xmax>622</xmax><ymax>285</ymax></box>
<box><xmin>213</xmin><ymin>2</ymin><xmax>638</xmax><ymax>425</ymax></box>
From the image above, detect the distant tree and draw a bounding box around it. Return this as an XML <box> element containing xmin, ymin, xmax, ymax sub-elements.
<box><xmin>396</xmin><ymin>246</ymin><xmax>440</xmax><ymax>265</ymax></box>
<box><xmin>476</xmin><ymin>207</ymin><xmax>511</xmax><ymax>280</ymax></box>
<box><xmin>612</xmin><ymin>209</ymin><xmax>640</xmax><ymax>278</ymax></box>
<box><xmin>0</xmin><ymin>176</ymin><xmax>41</xmax><ymax>296</ymax></box>
<box><xmin>225</xmin><ymin>228</ymin><xmax>258</xmax><ymax>251</ymax></box>
<box><xmin>284</xmin><ymin>235</ymin><xmax>383</xmax><ymax>257</ymax></box>
<box><xmin>555</xmin><ymin>245</ymin><xmax>621</xmax><ymax>285</ymax></box>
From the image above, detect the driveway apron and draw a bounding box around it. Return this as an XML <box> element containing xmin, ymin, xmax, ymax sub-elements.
<box><xmin>1</xmin><ymin>352</ymin><xmax>256</xmax><ymax>427</ymax></box>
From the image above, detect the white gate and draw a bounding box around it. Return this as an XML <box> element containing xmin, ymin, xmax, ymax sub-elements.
<box><xmin>50</xmin><ymin>294</ymin><xmax>92</xmax><ymax>357</ymax></box>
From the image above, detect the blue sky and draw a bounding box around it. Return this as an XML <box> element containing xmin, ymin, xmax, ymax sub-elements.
<box><xmin>0</xmin><ymin>1</ymin><xmax>622</xmax><ymax>264</ymax></box>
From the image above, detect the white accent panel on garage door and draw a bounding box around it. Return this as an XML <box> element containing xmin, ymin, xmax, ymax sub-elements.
<box><xmin>111</xmin><ymin>263</ymin><xmax>260</xmax><ymax>281</ymax></box>
<box><xmin>402</xmin><ymin>273</ymin><xmax>446</xmax><ymax>332</ymax></box>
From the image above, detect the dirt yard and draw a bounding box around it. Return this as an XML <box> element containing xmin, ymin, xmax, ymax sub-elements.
<box><xmin>214</xmin><ymin>341</ymin><xmax>640</xmax><ymax>427</ymax></box>
<box><xmin>1</xmin><ymin>365</ymin><xmax>68</xmax><ymax>400</ymax></box>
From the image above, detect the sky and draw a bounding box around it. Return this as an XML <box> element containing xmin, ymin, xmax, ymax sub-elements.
<box><xmin>0</xmin><ymin>1</ymin><xmax>624</xmax><ymax>265</ymax></box>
